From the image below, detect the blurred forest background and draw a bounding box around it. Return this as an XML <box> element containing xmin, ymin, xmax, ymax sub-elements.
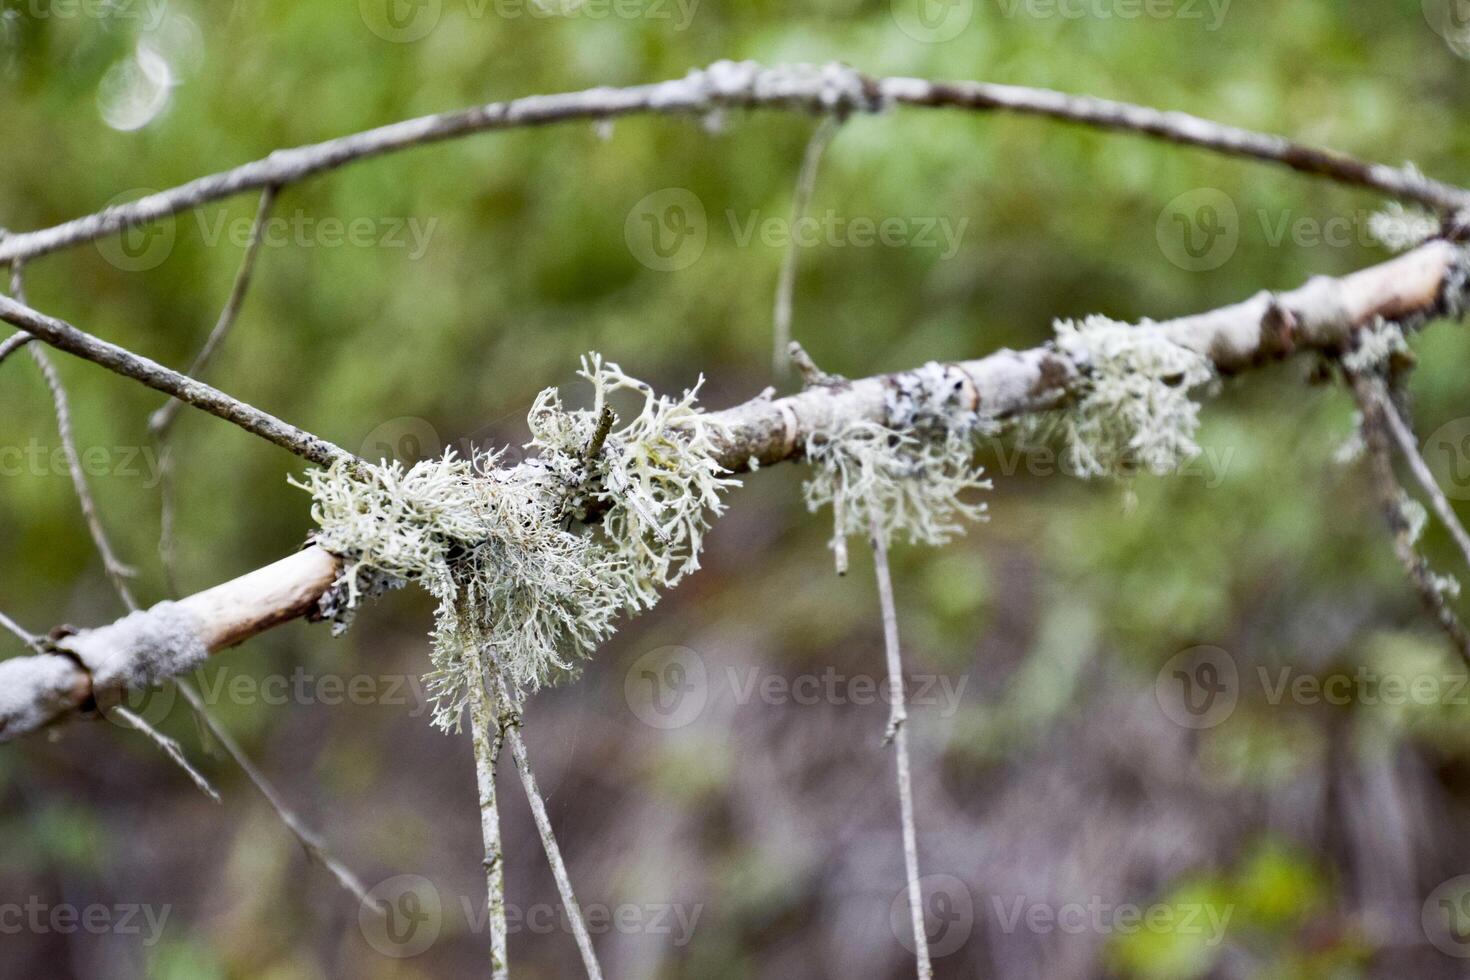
<box><xmin>5</xmin><ymin>0</ymin><xmax>1470</xmax><ymax>977</ymax></box>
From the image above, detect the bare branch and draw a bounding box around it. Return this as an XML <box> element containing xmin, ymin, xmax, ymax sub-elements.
<box><xmin>469</xmin><ymin>664</ymin><xmax>510</xmax><ymax>980</ymax></box>
<box><xmin>2</xmin><ymin>241</ymin><xmax>1465</xmax><ymax>741</ymax></box>
<box><xmin>0</xmin><ymin>294</ymin><xmax>349</xmax><ymax>467</ymax></box>
<box><xmin>0</xmin><ymin>62</ymin><xmax>1464</xmax><ymax>267</ymax></box>
<box><xmin>0</xmin><ymin>607</ymin><xmax>45</xmax><ymax>655</ymax></box>
<box><xmin>869</xmin><ymin>517</ymin><xmax>932</xmax><ymax>979</ymax></box>
<box><xmin>9</xmin><ymin>262</ymin><xmax>140</xmax><ymax>607</ymax></box>
<box><xmin>150</xmin><ymin>186</ymin><xmax>280</xmax><ymax>440</ymax></box>
<box><xmin>110</xmin><ymin>704</ymin><xmax>221</xmax><ymax>803</ymax></box>
<box><xmin>0</xmin><ymin>331</ymin><xmax>33</xmax><ymax>367</ymax></box>
<box><xmin>773</xmin><ymin>118</ymin><xmax>840</xmax><ymax>377</ymax></box>
<box><xmin>1375</xmin><ymin>390</ymin><xmax>1470</xmax><ymax>574</ymax></box>
<box><xmin>1348</xmin><ymin>371</ymin><xmax>1470</xmax><ymax>663</ymax></box>
<box><xmin>175</xmin><ymin>680</ymin><xmax>381</xmax><ymax>911</ymax></box>
<box><xmin>488</xmin><ymin>664</ymin><xmax>604</xmax><ymax>980</ymax></box>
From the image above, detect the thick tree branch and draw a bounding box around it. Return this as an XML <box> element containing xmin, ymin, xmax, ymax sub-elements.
<box><xmin>1</xmin><ymin>240</ymin><xmax>1464</xmax><ymax>742</ymax></box>
<box><xmin>0</xmin><ymin>62</ymin><xmax>1465</xmax><ymax>268</ymax></box>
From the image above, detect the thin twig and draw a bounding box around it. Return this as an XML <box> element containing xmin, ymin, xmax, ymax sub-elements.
<box><xmin>0</xmin><ymin>607</ymin><xmax>45</xmax><ymax>654</ymax></box>
<box><xmin>153</xmin><ymin>186</ymin><xmax>280</xmax><ymax>593</ymax></box>
<box><xmin>1</xmin><ymin>61</ymin><xmax>1465</xmax><ymax>267</ymax></box>
<box><xmin>469</xmin><ymin>660</ymin><xmax>510</xmax><ymax>980</ymax></box>
<box><xmin>150</xmin><ymin>186</ymin><xmax>279</xmax><ymax>440</ymax></box>
<box><xmin>110</xmin><ymin>705</ymin><xmax>221</xmax><ymax>803</ymax></box>
<box><xmin>0</xmin><ymin>331</ymin><xmax>33</xmax><ymax>367</ymax></box>
<box><xmin>1375</xmin><ymin>386</ymin><xmax>1470</xmax><ymax>574</ymax></box>
<box><xmin>773</xmin><ymin>118</ymin><xmax>839</xmax><ymax>377</ymax></box>
<box><xmin>9</xmin><ymin>263</ymin><xmax>139</xmax><ymax>607</ymax></box>
<box><xmin>0</xmin><ymin>293</ymin><xmax>349</xmax><ymax>467</ymax></box>
<box><xmin>175</xmin><ymin>681</ymin><xmax>383</xmax><ymax>912</ymax></box>
<box><xmin>488</xmin><ymin>665</ymin><xmax>604</xmax><ymax>980</ymax></box>
<box><xmin>868</xmin><ymin>516</ymin><xmax>932</xmax><ymax>980</ymax></box>
<box><xmin>1348</xmin><ymin>370</ymin><xmax>1470</xmax><ymax>664</ymax></box>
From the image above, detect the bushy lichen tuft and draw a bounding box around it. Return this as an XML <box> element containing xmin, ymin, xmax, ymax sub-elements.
<box><xmin>803</xmin><ymin>362</ymin><xmax>992</xmax><ymax>569</ymax></box>
<box><xmin>294</xmin><ymin>356</ymin><xmax>737</xmax><ymax>731</ymax></box>
<box><xmin>1024</xmin><ymin>315</ymin><xmax>1215</xmax><ymax>479</ymax></box>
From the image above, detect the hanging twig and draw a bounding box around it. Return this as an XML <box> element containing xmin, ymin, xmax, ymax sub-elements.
<box><xmin>469</xmin><ymin>658</ymin><xmax>510</xmax><ymax>980</ymax></box>
<box><xmin>175</xmin><ymin>681</ymin><xmax>383</xmax><ymax>912</ymax></box>
<box><xmin>1347</xmin><ymin>370</ymin><xmax>1470</xmax><ymax>664</ymax></box>
<box><xmin>487</xmin><ymin>664</ymin><xmax>605</xmax><ymax>980</ymax></box>
<box><xmin>0</xmin><ymin>330</ymin><xmax>32</xmax><ymax>367</ymax></box>
<box><xmin>150</xmin><ymin>186</ymin><xmax>279</xmax><ymax>441</ymax></box>
<box><xmin>773</xmin><ymin>118</ymin><xmax>840</xmax><ymax>377</ymax></box>
<box><xmin>1374</xmin><ymin>386</ymin><xmax>1470</xmax><ymax>574</ymax></box>
<box><xmin>110</xmin><ymin>704</ymin><xmax>221</xmax><ymax>803</ymax></box>
<box><xmin>869</xmin><ymin>516</ymin><xmax>932</xmax><ymax>980</ymax></box>
<box><xmin>8</xmin><ymin>262</ymin><xmax>139</xmax><ymax>606</ymax></box>
<box><xmin>0</xmin><ymin>607</ymin><xmax>46</xmax><ymax>654</ymax></box>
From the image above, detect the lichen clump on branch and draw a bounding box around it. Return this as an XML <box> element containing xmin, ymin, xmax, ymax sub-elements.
<box><xmin>1026</xmin><ymin>315</ymin><xmax>1216</xmax><ymax>479</ymax></box>
<box><xmin>803</xmin><ymin>361</ymin><xmax>994</xmax><ymax>570</ymax></box>
<box><xmin>293</xmin><ymin>355</ymin><xmax>737</xmax><ymax>732</ymax></box>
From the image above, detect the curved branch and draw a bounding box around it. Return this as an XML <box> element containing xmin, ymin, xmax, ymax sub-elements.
<box><xmin>0</xmin><ymin>62</ymin><xmax>1464</xmax><ymax>267</ymax></box>
<box><xmin>1</xmin><ymin>240</ymin><xmax>1464</xmax><ymax>742</ymax></box>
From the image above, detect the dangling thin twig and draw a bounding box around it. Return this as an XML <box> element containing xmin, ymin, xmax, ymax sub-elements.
<box><xmin>175</xmin><ymin>681</ymin><xmax>383</xmax><ymax>913</ymax></box>
<box><xmin>10</xmin><ymin>262</ymin><xmax>139</xmax><ymax>608</ymax></box>
<box><xmin>487</xmin><ymin>663</ymin><xmax>605</xmax><ymax>980</ymax></box>
<box><xmin>0</xmin><ymin>606</ymin><xmax>46</xmax><ymax>654</ymax></box>
<box><xmin>1374</xmin><ymin>385</ymin><xmax>1470</xmax><ymax>574</ymax></box>
<box><xmin>1347</xmin><ymin>370</ymin><xmax>1470</xmax><ymax>664</ymax></box>
<box><xmin>868</xmin><ymin>516</ymin><xmax>933</xmax><ymax>980</ymax></box>
<box><xmin>469</xmin><ymin>657</ymin><xmax>510</xmax><ymax>980</ymax></box>
<box><xmin>110</xmin><ymin>705</ymin><xmax>221</xmax><ymax>803</ymax></box>
<box><xmin>773</xmin><ymin>118</ymin><xmax>840</xmax><ymax>378</ymax></box>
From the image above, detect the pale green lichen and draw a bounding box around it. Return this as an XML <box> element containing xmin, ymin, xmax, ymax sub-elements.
<box><xmin>294</xmin><ymin>356</ymin><xmax>737</xmax><ymax>732</ymax></box>
<box><xmin>1368</xmin><ymin>201</ymin><xmax>1438</xmax><ymax>254</ymax></box>
<box><xmin>1341</xmin><ymin>318</ymin><xmax>1408</xmax><ymax>376</ymax></box>
<box><xmin>1024</xmin><ymin>315</ymin><xmax>1215</xmax><ymax>479</ymax></box>
<box><xmin>803</xmin><ymin>363</ymin><xmax>992</xmax><ymax>569</ymax></box>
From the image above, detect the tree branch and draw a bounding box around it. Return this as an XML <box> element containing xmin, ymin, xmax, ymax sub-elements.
<box><xmin>0</xmin><ymin>62</ymin><xmax>1464</xmax><ymax>268</ymax></box>
<box><xmin>1</xmin><ymin>240</ymin><xmax>1463</xmax><ymax>742</ymax></box>
<box><xmin>0</xmin><ymin>294</ymin><xmax>349</xmax><ymax>467</ymax></box>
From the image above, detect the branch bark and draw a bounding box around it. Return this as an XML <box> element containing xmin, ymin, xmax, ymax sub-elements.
<box><xmin>1</xmin><ymin>240</ymin><xmax>1463</xmax><ymax>742</ymax></box>
<box><xmin>0</xmin><ymin>61</ymin><xmax>1465</xmax><ymax>268</ymax></box>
